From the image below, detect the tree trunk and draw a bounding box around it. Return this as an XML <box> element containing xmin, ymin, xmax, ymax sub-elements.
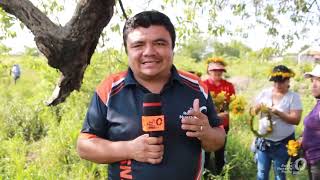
<box><xmin>0</xmin><ymin>0</ymin><xmax>116</xmax><ymax>105</ymax></box>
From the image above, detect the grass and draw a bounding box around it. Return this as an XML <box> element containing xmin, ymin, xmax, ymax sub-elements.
<box><xmin>0</xmin><ymin>53</ymin><xmax>315</xmax><ymax>179</ymax></box>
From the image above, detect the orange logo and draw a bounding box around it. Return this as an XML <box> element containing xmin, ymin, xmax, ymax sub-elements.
<box><xmin>142</xmin><ymin>115</ymin><xmax>165</xmax><ymax>132</ymax></box>
<box><xmin>120</xmin><ymin>160</ymin><xmax>132</xmax><ymax>179</ymax></box>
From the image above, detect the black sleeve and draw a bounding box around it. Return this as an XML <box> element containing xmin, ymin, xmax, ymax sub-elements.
<box><xmin>206</xmin><ymin>93</ymin><xmax>222</xmax><ymax>127</ymax></box>
<box><xmin>81</xmin><ymin>92</ymin><xmax>109</xmax><ymax>139</ymax></box>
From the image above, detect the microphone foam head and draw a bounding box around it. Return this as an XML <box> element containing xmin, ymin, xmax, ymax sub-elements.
<box><xmin>142</xmin><ymin>93</ymin><xmax>162</xmax><ymax>116</ymax></box>
<box><xmin>143</xmin><ymin>93</ymin><xmax>161</xmax><ymax>103</ymax></box>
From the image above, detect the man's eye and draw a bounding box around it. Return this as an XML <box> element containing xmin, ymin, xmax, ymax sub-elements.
<box><xmin>156</xmin><ymin>42</ymin><xmax>166</xmax><ymax>46</ymax></box>
<box><xmin>132</xmin><ymin>44</ymin><xmax>143</xmax><ymax>48</ymax></box>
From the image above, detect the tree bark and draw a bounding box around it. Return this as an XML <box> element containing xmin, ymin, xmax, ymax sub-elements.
<box><xmin>0</xmin><ymin>0</ymin><xmax>115</xmax><ymax>105</ymax></box>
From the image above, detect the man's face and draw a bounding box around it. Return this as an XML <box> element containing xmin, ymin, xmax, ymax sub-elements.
<box><xmin>126</xmin><ymin>25</ymin><xmax>174</xmax><ymax>81</ymax></box>
<box><xmin>311</xmin><ymin>76</ymin><xmax>320</xmax><ymax>97</ymax></box>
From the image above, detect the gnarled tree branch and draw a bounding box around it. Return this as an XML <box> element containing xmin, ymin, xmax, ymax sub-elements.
<box><xmin>0</xmin><ymin>0</ymin><xmax>116</xmax><ymax>105</ymax></box>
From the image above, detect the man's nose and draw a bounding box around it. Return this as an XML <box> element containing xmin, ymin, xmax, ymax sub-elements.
<box><xmin>143</xmin><ymin>44</ymin><xmax>156</xmax><ymax>56</ymax></box>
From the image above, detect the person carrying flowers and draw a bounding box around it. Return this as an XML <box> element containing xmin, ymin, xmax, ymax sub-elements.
<box><xmin>203</xmin><ymin>57</ymin><xmax>235</xmax><ymax>175</ymax></box>
<box><xmin>251</xmin><ymin>65</ymin><xmax>302</xmax><ymax>180</ymax></box>
<box><xmin>302</xmin><ymin>64</ymin><xmax>320</xmax><ymax>179</ymax></box>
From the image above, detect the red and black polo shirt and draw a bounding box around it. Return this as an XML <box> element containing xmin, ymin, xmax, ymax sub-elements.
<box><xmin>80</xmin><ymin>66</ymin><xmax>221</xmax><ymax>180</ymax></box>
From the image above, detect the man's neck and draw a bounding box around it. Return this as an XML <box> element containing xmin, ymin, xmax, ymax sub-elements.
<box><xmin>135</xmin><ymin>73</ymin><xmax>171</xmax><ymax>94</ymax></box>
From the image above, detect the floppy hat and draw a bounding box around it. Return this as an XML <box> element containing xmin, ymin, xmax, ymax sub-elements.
<box><xmin>208</xmin><ymin>62</ymin><xmax>226</xmax><ymax>72</ymax></box>
<box><xmin>304</xmin><ymin>64</ymin><xmax>320</xmax><ymax>78</ymax></box>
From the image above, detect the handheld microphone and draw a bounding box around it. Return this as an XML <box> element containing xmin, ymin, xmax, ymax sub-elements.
<box><xmin>142</xmin><ymin>93</ymin><xmax>165</xmax><ymax>137</ymax></box>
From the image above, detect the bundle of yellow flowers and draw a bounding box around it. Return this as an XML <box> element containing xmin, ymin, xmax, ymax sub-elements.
<box><xmin>210</xmin><ymin>91</ymin><xmax>227</xmax><ymax>112</ymax></box>
<box><xmin>210</xmin><ymin>92</ymin><xmax>247</xmax><ymax>115</ymax></box>
<box><xmin>206</xmin><ymin>57</ymin><xmax>227</xmax><ymax>66</ymax></box>
<box><xmin>287</xmin><ymin>140</ymin><xmax>301</xmax><ymax>157</ymax></box>
<box><xmin>229</xmin><ymin>95</ymin><xmax>247</xmax><ymax>115</ymax></box>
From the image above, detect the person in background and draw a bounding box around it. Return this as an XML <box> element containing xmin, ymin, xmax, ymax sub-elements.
<box><xmin>251</xmin><ymin>65</ymin><xmax>302</xmax><ymax>180</ymax></box>
<box><xmin>76</xmin><ymin>10</ymin><xmax>225</xmax><ymax>180</ymax></box>
<box><xmin>10</xmin><ymin>64</ymin><xmax>21</xmax><ymax>84</ymax></box>
<box><xmin>302</xmin><ymin>64</ymin><xmax>320</xmax><ymax>180</ymax></box>
<box><xmin>203</xmin><ymin>57</ymin><xmax>235</xmax><ymax>175</ymax></box>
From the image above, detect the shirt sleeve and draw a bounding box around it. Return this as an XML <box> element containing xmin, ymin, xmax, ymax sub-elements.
<box><xmin>81</xmin><ymin>92</ymin><xmax>109</xmax><ymax>139</ymax></box>
<box><xmin>206</xmin><ymin>92</ymin><xmax>222</xmax><ymax>127</ymax></box>
<box><xmin>290</xmin><ymin>93</ymin><xmax>303</xmax><ymax>110</ymax></box>
<box><xmin>255</xmin><ymin>89</ymin><xmax>267</xmax><ymax>105</ymax></box>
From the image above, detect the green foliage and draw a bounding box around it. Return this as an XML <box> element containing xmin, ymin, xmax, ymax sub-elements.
<box><xmin>38</xmin><ymin>0</ymin><xmax>64</xmax><ymax>16</ymax></box>
<box><xmin>24</xmin><ymin>46</ymin><xmax>40</xmax><ymax>57</ymax></box>
<box><xmin>256</xmin><ymin>47</ymin><xmax>279</xmax><ymax>61</ymax></box>
<box><xmin>0</xmin><ymin>8</ymin><xmax>16</xmax><ymax>40</ymax></box>
<box><xmin>178</xmin><ymin>35</ymin><xmax>210</xmax><ymax>62</ymax></box>
<box><xmin>1</xmin><ymin>102</ymin><xmax>46</xmax><ymax>141</ymax></box>
<box><xmin>212</xmin><ymin>41</ymin><xmax>239</xmax><ymax>58</ymax></box>
<box><xmin>0</xmin><ymin>47</ymin><xmax>313</xmax><ymax>179</ymax></box>
<box><xmin>299</xmin><ymin>44</ymin><xmax>310</xmax><ymax>53</ymax></box>
<box><xmin>0</xmin><ymin>52</ymin><xmax>115</xmax><ymax>179</ymax></box>
<box><xmin>211</xmin><ymin>40</ymin><xmax>252</xmax><ymax>59</ymax></box>
<box><xmin>0</xmin><ymin>44</ymin><xmax>12</xmax><ymax>55</ymax></box>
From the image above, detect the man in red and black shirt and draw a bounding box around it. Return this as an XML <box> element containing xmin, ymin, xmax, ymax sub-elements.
<box><xmin>76</xmin><ymin>11</ymin><xmax>225</xmax><ymax>180</ymax></box>
<box><xmin>203</xmin><ymin>57</ymin><xmax>235</xmax><ymax>175</ymax></box>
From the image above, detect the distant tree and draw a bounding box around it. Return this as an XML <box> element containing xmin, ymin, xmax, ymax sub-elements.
<box><xmin>178</xmin><ymin>36</ymin><xmax>210</xmax><ymax>62</ymax></box>
<box><xmin>24</xmin><ymin>46</ymin><xmax>40</xmax><ymax>57</ymax></box>
<box><xmin>0</xmin><ymin>44</ymin><xmax>11</xmax><ymax>55</ymax></box>
<box><xmin>212</xmin><ymin>41</ymin><xmax>252</xmax><ymax>58</ymax></box>
<box><xmin>229</xmin><ymin>40</ymin><xmax>252</xmax><ymax>58</ymax></box>
<box><xmin>299</xmin><ymin>44</ymin><xmax>311</xmax><ymax>52</ymax></box>
<box><xmin>212</xmin><ymin>42</ymin><xmax>227</xmax><ymax>57</ymax></box>
<box><xmin>257</xmin><ymin>47</ymin><xmax>279</xmax><ymax>61</ymax></box>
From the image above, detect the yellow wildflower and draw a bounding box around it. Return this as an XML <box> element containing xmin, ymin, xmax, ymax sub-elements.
<box><xmin>270</xmin><ymin>72</ymin><xmax>295</xmax><ymax>78</ymax></box>
<box><xmin>286</xmin><ymin>140</ymin><xmax>301</xmax><ymax>157</ymax></box>
<box><xmin>229</xmin><ymin>95</ymin><xmax>247</xmax><ymax>115</ymax></box>
<box><xmin>211</xmin><ymin>91</ymin><xmax>227</xmax><ymax>112</ymax></box>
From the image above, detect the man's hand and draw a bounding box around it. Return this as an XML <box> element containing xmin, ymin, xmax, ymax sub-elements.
<box><xmin>181</xmin><ymin>99</ymin><xmax>210</xmax><ymax>140</ymax></box>
<box><xmin>128</xmin><ymin>134</ymin><xmax>164</xmax><ymax>164</ymax></box>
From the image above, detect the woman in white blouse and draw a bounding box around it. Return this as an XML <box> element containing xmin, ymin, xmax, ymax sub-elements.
<box><xmin>252</xmin><ymin>65</ymin><xmax>302</xmax><ymax>180</ymax></box>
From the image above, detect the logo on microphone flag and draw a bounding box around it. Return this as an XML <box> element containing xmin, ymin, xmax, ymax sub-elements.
<box><xmin>142</xmin><ymin>115</ymin><xmax>165</xmax><ymax>132</ymax></box>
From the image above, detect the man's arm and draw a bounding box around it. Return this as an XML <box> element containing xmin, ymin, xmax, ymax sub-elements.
<box><xmin>181</xmin><ymin>99</ymin><xmax>226</xmax><ymax>152</ymax></box>
<box><xmin>77</xmin><ymin>134</ymin><xmax>164</xmax><ymax>164</ymax></box>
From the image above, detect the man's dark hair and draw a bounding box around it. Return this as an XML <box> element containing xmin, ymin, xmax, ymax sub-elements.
<box><xmin>123</xmin><ymin>10</ymin><xmax>176</xmax><ymax>52</ymax></box>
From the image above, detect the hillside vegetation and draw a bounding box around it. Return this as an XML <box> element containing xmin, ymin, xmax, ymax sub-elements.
<box><xmin>0</xmin><ymin>50</ymin><xmax>314</xmax><ymax>179</ymax></box>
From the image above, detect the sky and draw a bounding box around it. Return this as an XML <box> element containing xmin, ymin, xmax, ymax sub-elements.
<box><xmin>2</xmin><ymin>0</ymin><xmax>319</xmax><ymax>54</ymax></box>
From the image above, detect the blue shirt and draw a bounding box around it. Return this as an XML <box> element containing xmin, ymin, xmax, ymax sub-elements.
<box><xmin>81</xmin><ymin>66</ymin><xmax>221</xmax><ymax>180</ymax></box>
